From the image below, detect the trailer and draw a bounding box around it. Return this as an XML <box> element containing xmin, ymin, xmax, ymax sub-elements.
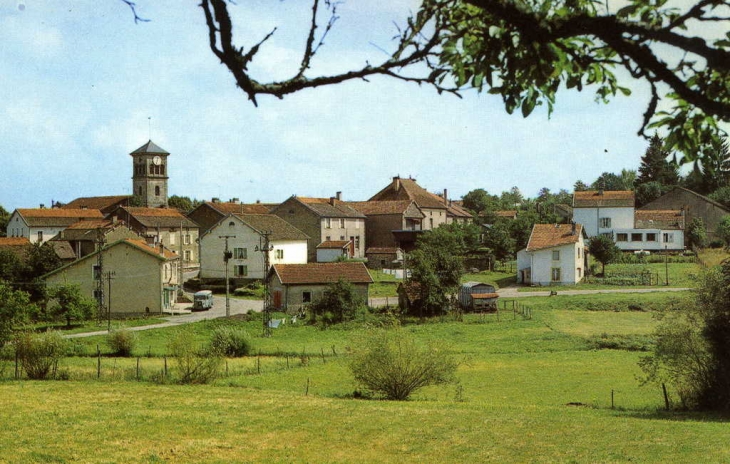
<box><xmin>458</xmin><ymin>282</ymin><xmax>499</xmax><ymax>312</ymax></box>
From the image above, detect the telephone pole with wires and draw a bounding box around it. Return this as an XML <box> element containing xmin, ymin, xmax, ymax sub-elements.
<box><xmin>255</xmin><ymin>231</ymin><xmax>273</xmax><ymax>337</ymax></box>
<box><xmin>94</xmin><ymin>229</ymin><xmax>106</xmax><ymax>324</ymax></box>
<box><xmin>219</xmin><ymin>235</ymin><xmax>235</xmax><ymax>317</ymax></box>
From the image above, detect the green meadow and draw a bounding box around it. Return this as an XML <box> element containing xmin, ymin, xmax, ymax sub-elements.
<box><xmin>2</xmin><ymin>291</ymin><xmax>729</xmax><ymax>463</ymax></box>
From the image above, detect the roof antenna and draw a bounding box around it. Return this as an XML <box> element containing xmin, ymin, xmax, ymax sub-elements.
<box><xmin>148</xmin><ymin>117</ymin><xmax>152</xmax><ymax>141</ymax></box>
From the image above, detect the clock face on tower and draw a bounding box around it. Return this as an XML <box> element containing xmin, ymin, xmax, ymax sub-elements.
<box><xmin>153</xmin><ymin>156</ymin><xmax>162</xmax><ymax>166</ymax></box>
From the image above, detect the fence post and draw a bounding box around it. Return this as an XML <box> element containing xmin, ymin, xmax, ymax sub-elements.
<box><xmin>97</xmin><ymin>345</ymin><xmax>101</xmax><ymax>379</ymax></box>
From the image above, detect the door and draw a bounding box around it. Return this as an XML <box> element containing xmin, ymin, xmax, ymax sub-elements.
<box><xmin>273</xmin><ymin>291</ymin><xmax>282</xmax><ymax>309</ymax></box>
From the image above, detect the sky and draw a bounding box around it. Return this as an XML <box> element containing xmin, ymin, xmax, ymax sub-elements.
<box><xmin>0</xmin><ymin>0</ymin><xmax>712</xmax><ymax>210</ymax></box>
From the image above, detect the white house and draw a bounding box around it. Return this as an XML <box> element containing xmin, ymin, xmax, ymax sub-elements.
<box><xmin>517</xmin><ymin>223</ymin><xmax>587</xmax><ymax>285</ymax></box>
<box><xmin>572</xmin><ymin>190</ymin><xmax>685</xmax><ymax>252</ymax></box>
<box><xmin>572</xmin><ymin>190</ymin><xmax>635</xmax><ymax>237</ymax></box>
<box><xmin>7</xmin><ymin>208</ymin><xmax>104</xmax><ymax>244</ymax></box>
<box><xmin>199</xmin><ymin>213</ymin><xmax>309</xmax><ymax>282</ymax></box>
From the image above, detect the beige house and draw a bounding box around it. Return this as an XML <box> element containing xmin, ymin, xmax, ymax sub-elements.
<box><xmin>268</xmin><ymin>262</ymin><xmax>373</xmax><ymax>312</ymax></box>
<box><xmin>7</xmin><ymin>208</ymin><xmax>104</xmax><ymax>244</ymax></box>
<box><xmin>44</xmin><ymin>239</ymin><xmax>180</xmax><ymax>317</ymax></box>
<box><xmin>516</xmin><ymin>223</ymin><xmax>587</xmax><ymax>285</ymax></box>
<box><xmin>271</xmin><ymin>195</ymin><xmax>366</xmax><ymax>262</ymax></box>
<box><xmin>110</xmin><ymin>206</ymin><xmax>200</xmax><ymax>268</ymax></box>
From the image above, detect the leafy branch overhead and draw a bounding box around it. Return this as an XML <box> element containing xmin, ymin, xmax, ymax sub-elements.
<box><xmin>199</xmin><ymin>0</ymin><xmax>730</xmax><ymax>161</ymax></box>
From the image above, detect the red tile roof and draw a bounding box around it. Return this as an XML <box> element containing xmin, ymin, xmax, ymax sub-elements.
<box><xmin>17</xmin><ymin>208</ymin><xmax>103</xmax><ymax>218</ymax></box>
<box><xmin>209</xmin><ymin>202</ymin><xmax>272</xmax><ymax>215</ymax></box>
<box><xmin>526</xmin><ymin>224</ymin><xmax>583</xmax><ymax>252</ymax></box>
<box><xmin>0</xmin><ymin>237</ymin><xmax>31</xmax><ymax>247</ymax></box>
<box><xmin>369</xmin><ymin>177</ymin><xmax>448</xmax><ymax>209</ymax></box>
<box><xmin>348</xmin><ymin>200</ymin><xmax>419</xmax><ymax>216</ymax></box>
<box><xmin>573</xmin><ymin>191</ymin><xmax>634</xmax><ymax>208</ymax></box>
<box><xmin>634</xmin><ymin>210</ymin><xmax>685</xmax><ymax>230</ymax></box>
<box><xmin>495</xmin><ymin>210</ymin><xmax>518</xmax><ymax>218</ymax></box>
<box><xmin>316</xmin><ymin>240</ymin><xmax>351</xmax><ymax>249</ymax></box>
<box><xmin>123</xmin><ymin>239</ymin><xmax>179</xmax><ymax>259</ymax></box>
<box><xmin>61</xmin><ymin>196</ymin><xmax>130</xmax><ymax>211</ymax></box>
<box><xmin>271</xmin><ymin>262</ymin><xmax>373</xmax><ymax>285</ymax></box>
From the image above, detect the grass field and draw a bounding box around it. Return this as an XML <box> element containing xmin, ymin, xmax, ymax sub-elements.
<box><xmin>3</xmin><ymin>290</ymin><xmax>729</xmax><ymax>463</ymax></box>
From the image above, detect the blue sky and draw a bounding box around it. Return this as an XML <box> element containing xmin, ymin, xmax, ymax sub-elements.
<box><xmin>1</xmin><ymin>0</ymin><xmax>671</xmax><ymax>210</ymax></box>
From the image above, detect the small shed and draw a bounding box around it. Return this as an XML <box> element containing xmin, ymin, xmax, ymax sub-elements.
<box><xmin>459</xmin><ymin>282</ymin><xmax>498</xmax><ymax>312</ymax></box>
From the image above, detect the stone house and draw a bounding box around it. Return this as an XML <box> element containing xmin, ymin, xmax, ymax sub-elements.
<box><xmin>271</xmin><ymin>195</ymin><xmax>366</xmax><ymax>262</ymax></box>
<box><xmin>199</xmin><ymin>213</ymin><xmax>308</xmax><ymax>283</ymax></box>
<box><xmin>268</xmin><ymin>262</ymin><xmax>373</xmax><ymax>312</ymax></box>
<box><xmin>61</xmin><ymin>196</ymin><xmax>131</xmax><ymax>215</ymax></box>
<box><xmin>44</xmin><ymin>239</ymin><xmax>180</xmax><ymax>316</ymax></box>
<box><xmin>109</xmin><ymin>206</ymin><xmax>200</xmax><ymax>268</ymax></box>
<box><xmin>50</xmin><ymin>219</ymin><xmax>142</xmax><ymax>259</ymax></box>
<box><xmin>640</xmin><ymin>186</ymin><xmax>730</xmax><ymax>245</ymax></box>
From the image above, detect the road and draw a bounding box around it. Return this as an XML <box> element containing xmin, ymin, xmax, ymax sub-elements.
<box><xmin>65</xmin><ymin>295</ymin><xmax>261</xmax><ymax>339</ymax></box>
<box><xmin>67</xmin><ymin>286</ymin><xmax>692</xmax><ymax>339</ymax></box>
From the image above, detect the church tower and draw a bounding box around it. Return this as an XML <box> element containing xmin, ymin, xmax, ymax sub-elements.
<box><xmin>130</xmin><ymin>140</ymin><xmax>169</xmax><ymax>208</ymax></box>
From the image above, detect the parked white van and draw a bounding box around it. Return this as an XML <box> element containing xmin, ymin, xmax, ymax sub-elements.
<box><xmin>193</xmin><ymin>290</ymin><xmax>214</xmax><ymax>310</ymax></box>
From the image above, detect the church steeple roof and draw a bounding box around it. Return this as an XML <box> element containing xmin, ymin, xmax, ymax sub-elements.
<box><xmin>130</xmin><ymin>140</ymin><xmax>169</xmax><ymax>155</ymax></box>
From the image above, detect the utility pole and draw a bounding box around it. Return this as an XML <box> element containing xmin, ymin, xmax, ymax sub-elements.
<box><xmin>179</xmin><ymin>220</ymin><xmax>184</xmax><ymax>301</ymax></box>
<box><xmin>105</xmin><ymin>271</ymin><xmax>116</xmax><ymax>331</ymax></box>
<box><xmin>256</xmin><ymin>231</ymin><xmax>273</xmax><ymax>337</ymax></box>
<box><xmin>219</xmin><ymin>235</ymin><xmax>235</xmax><ymax>317</ymax></box>
<box><xmin>94</xmin><ymin>229</ymin><xmax>106</xmax><ymax>325</ymax></box>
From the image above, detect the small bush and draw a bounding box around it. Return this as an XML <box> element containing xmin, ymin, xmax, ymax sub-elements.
<box><xmin>169</xmin><ymin>332</ymin><xmax>222</xmax><ymax>385</ymax></box>
<box><xmin>210</xmin><ymin>326</ymin><xmax>253</xmax><ymax>357</ymax></box>
<box><xmin>14</xmin><ymin>331</ymin><xmax>68</xmax><ymax>380</ymax></box>
<box><xmin>349</xmin><ymin>329</ymin><xmax>458</xmax><ymax>400</ymax></box>
<box><xmin>107</xmin><ymin>328</ymin><xmax>137</xmax><ymax>357</ymax></box>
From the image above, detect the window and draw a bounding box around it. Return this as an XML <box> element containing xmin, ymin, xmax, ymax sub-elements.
<box><xmin>356</xmin><ymin>220</ymin><xmax>360</xmax><ymax>229</ymax></box>
<box><xmin>599</xmin><ymin>217</ymin><xmax>611</xmax><ymax>228</ymax></box>
<box><xmin>663</xmin><ymin>233</ymin><xmax>674</xmax><ymax>243</ymax></box>
<box><xmin>233</xmin><ymin>247</ymin><xmax>247</xmax><ymax>259</ymax></box>
<box><xmin>155</xmin><ymin>186</ymin><xmax>160</xmax><ymax>196</ymax></box>
<box><xmin>169</xmin><ymin>234</ymin><xmax>175</xmax><ymax>245</ymax></box>
<box><xmin>552</xmin><ymin>250</ymin><xmax>560</xmax><ymax>261</ymax></box>
<box><xmin>631</xmin><ymin>233</ymin><xmax>643</xmax><ymax>242</ymax></box>
<box><xmin>601</xmin><ymin>232</ymin><xmax>612</xmax><ymax>238</ymax></box>
<box><xmin>355</xmin><ymin>236</ymin><xmax>360</xmax><ymax>250</ymax></box>
<box><xmin>138</xmin><ymin>186</ymin><xmax>142</xmax><ymax>196</ymax></box>
<box><xmin>578</xmin><ymin>268</ymin><xmax>582</xmax><ymax>278</ymax></box>
<box><xmin>616</xmin><ymin>233</ymin><xmax>628</xmax><ymax>242</ymax></box>
<box><xmin>229</xmin><ymin>221</ymin><xmax>235</xmax><ymax>227</ymax></box>
<box><xmin>578</xmin><ymin>248</ymin><xmax>581</xmax><ymax>259</ymax></box>
<box><xmin>275</xmin><ymin>249</ymin><xmax>284</xmax><ymax>259</ymax></box>
<box><xmin>93</xmin><ymin>289</ymin><xmax>102</xmax><ymax>301</ymax></box>
<box><xmin>37</xmin><ymin>231</ymin><xmax>43</xmax><ymax>242</ymax></box>
<box><xmin>184</xmin><ymin>234</ymin><xmax>191</xmax><ymax>245</ymax></box>
<box><xmin>93</xmin><ymin>264</ymin><xmax>101</xmax><ymax>280</ymax></box>
<box><xmin>234</xmin><ymin>265</ymin><xmax>248</xmax><ymax>277</ymax></box>
<box><xmin>184</xmin><ymin>250</ymin><xmax>192</xmax><ymax>261</ymax></box>
<box><xmin>340</xmin><ymin>235</ymin><xmax>345</xmax><ymax>241</ymax></box>
<box><xmin>340</xmin><ymin>218</ymin><xmax>346</xmax><ymax>228</ymax></box>
<box><xmin>646</xmin><ymin>233</ymin><xmax>657</xmax><ymax>242</ymax></box>
<box><xmin>551</xmin><ymin>267</ymin><xmax>561</xmax><ymax>282</ymax></box>
<box><xmin>325</xmin><ymin>218</ymin><xmax>331</xmax><ymax>228</ymax></box>
<box><xmin>302</xmin><ymin>291</ymin><xmax>312</xmax><ymax>303</ymax></box>
<box><xmin>325</xmin><ymin>236</ymin><xmax>331</xmax><ymax>242</ymax></box>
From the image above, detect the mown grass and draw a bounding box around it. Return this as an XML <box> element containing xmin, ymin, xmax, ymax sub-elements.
<box><xmin>3</xmin><ymin>291</ymin><xmax>729</xmax><ymax>463</ymax></box>
<box><xmin>698</xmin><ymin>247</ymin><xmax>730</xmax><ymax>267</ymax></box>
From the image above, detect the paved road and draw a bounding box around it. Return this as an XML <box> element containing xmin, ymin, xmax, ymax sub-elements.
<box><xmin>67</xmin><ymin>287</ymin><xmax>693</xmax><ymax>339</ymax></box>
<box><xmin>65</xmin><ymin>296</ymin><xmax>262</xmax><ymax>339</ymax></box>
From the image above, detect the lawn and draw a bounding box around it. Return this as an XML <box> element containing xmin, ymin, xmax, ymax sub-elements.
<box><xmin>368</xmin><ymin>268</ymin><xmax>516</xmax><ymax>299</ymax></box>
<box><xmin>2</xmin><ymin>291</ymin><xmax>728</xmax><ymax>463</ymax></box>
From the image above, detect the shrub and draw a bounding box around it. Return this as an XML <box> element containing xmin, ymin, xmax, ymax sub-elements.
<box><xmin>107</xmin><ymin>328</ymin><xmax>137</xmax><ymax>357</ymax></box>
<box><xmin>168</xmin><ymin>332</ymin><xmax>222</xmax><ymax>385</ymax></box>
<box><xmin>210</xmin><ymin>326</ymin><xmax>253</xmax><ymax>357</ymax></box>
<box><xmin>14</xmin><ymin>331</ymin><xmax>68</xmax><ymax>380</ymax></box>
<box><xmin>309</xmin><ymin>279</ymin><xmax>366</xmax><ymax>326</ymax></box>
<box><xmin>349</xmin><ymin>329</ymin><xmax>458</xmax><ymax>400</ymax></box>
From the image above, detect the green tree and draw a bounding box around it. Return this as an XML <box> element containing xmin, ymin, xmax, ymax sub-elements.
<box><xmin>635</xmin><ymin>134</ymin><xmax>679</xmax><ymax>187</ymax></box>
<box><xmin>686</xmin><ymin>218</ymin><xmax>708</xmax><ymax>250</ymax></box>
<box><xmin>709</xmin><ymin>187</ymin><xmax>730</xmax><ymax>209</ymax></box>
<box><xmin>640</xmin><ymin>262</ymin><xmax>730</xmax><ymax>411</ymax></box>
<box><xmin>0</xmin><ymin>249</ymin><xmax>24</xmax><ymax>284</ymax></box>
<box><xmin>588</xmin><ymin>235</ymin><xmax>620</xmax><ymax>275</ymax></box>
<box><xmin>0</xmin><ymin>282</ymin><xmax>36</xmax><ymax>346</ymax></box>
<box><xmin>168</xmin><ymin>195</ymin><xmax>201</xmax><ymax>214</ymax></box>
<box><xmin>0</xmin><ymin>205</ymin><xmax>9</xmax><ymax>237</ymax></box>
<box><xmin>47</xmin><ymin>284</ymin><xmax>96</xmax><ymax>328</ymax></box>
<box><xmin>461</xmin><ymin>188</ymin><xmax>498</xmax><ymax>215</ymax></box>
<box><xmin>309</xmin><ymin>278</ymin><xmax>366</xmax><ymax>325</ymax></box>
<box><xmin>716</xmin><ymin>216</ymin><xmax>730</xmax><ymax>248</ymax></box>
<box><xmin>635</xmin><ymin>181</ymin><xmax>666</xmax><ymax>208</ymax></box>
<box><xmin>573</xmin><ymin>180</ymin><xmax>588</xmax><ymax>192</ymax></box>
<box><xmin>591</xmin><ymin>170</ymin><xmax>637</xmax><ymax>191</ymax></box>
<box><xmin>408</xmin><ymin>226</ymin><xmax>466</xmax><ymax>317</ymax></box>
<box><xmin>482</xmin><ymin>221</ymin><xmax>516</xmax><ymax>262</ymax></box>
<box><xmin>199</xmin><ymin>0</ymin><xmax>730</xmax><ymax>161</ymax></box>
<box><xmin>349</xmin><ymin>329</ymin><xmax>458</xmax><ymax>400</ymax></box>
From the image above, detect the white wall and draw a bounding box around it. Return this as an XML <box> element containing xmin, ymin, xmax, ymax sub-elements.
<box><xmin>522</xmin><ymin>241</ymin><xmax>585</xmax><ymax>286</ymax></box>
<box><xmin>613</xmin><ymin>229</ymin><xmax>685</xmax><ymax>251</ymax></box>
<box><xmin>574</xmin><ymin>206</ymin><xmax>634</xmax><ymax>237</ymax></box>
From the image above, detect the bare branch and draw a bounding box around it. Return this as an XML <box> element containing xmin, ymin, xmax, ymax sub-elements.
<box><xmin>119</xmin><ymin>0</ymin><xmax>149</xmax><ymax>24</ymax></box>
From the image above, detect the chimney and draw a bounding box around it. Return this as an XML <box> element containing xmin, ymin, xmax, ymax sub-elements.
<box><xmin>159</xmin><ymin>242</ymin><xmax>165</xmax><ymax>256</ymax></box>
<box><xmin>39</xmin><ymin>204</ymin><xmax>45</xmax><ymax>209</ymax></box>
<box><xmin>256</xmin><ymin>199</ymin><xmax>261</xmax><ymax>204</ymax></box>
<box><xmin>329</xmin><ymin>197</ymin><xmax>336</xmax><ymax>206</ymax></box>
<box><xmin>571</xmin><ymin>221</ymin><xmax>576</xmax><ymax>235</ymax></box>
<box><xmin>230</xmin><ymin>198</ymin><xmax>240</xmax><ymax>204</ymax></box>
<box><xmin>211</xmin><ymin>197</ymin><xmax>220</xmax><ymax>203</ymax></box>
<box><xmin>392</xmin><ymin>176</ymin><xmax>401</xmax><ymax>191</ymax></box>
<box><xmin>443</xmin><ymin>189</ymin><xmax>448</xmax><ymax>206</ymax></box>
<box><xmin>336</xmin><ymin>191</ymin><xmax>342</xmax><ymax>201</ymax></box>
